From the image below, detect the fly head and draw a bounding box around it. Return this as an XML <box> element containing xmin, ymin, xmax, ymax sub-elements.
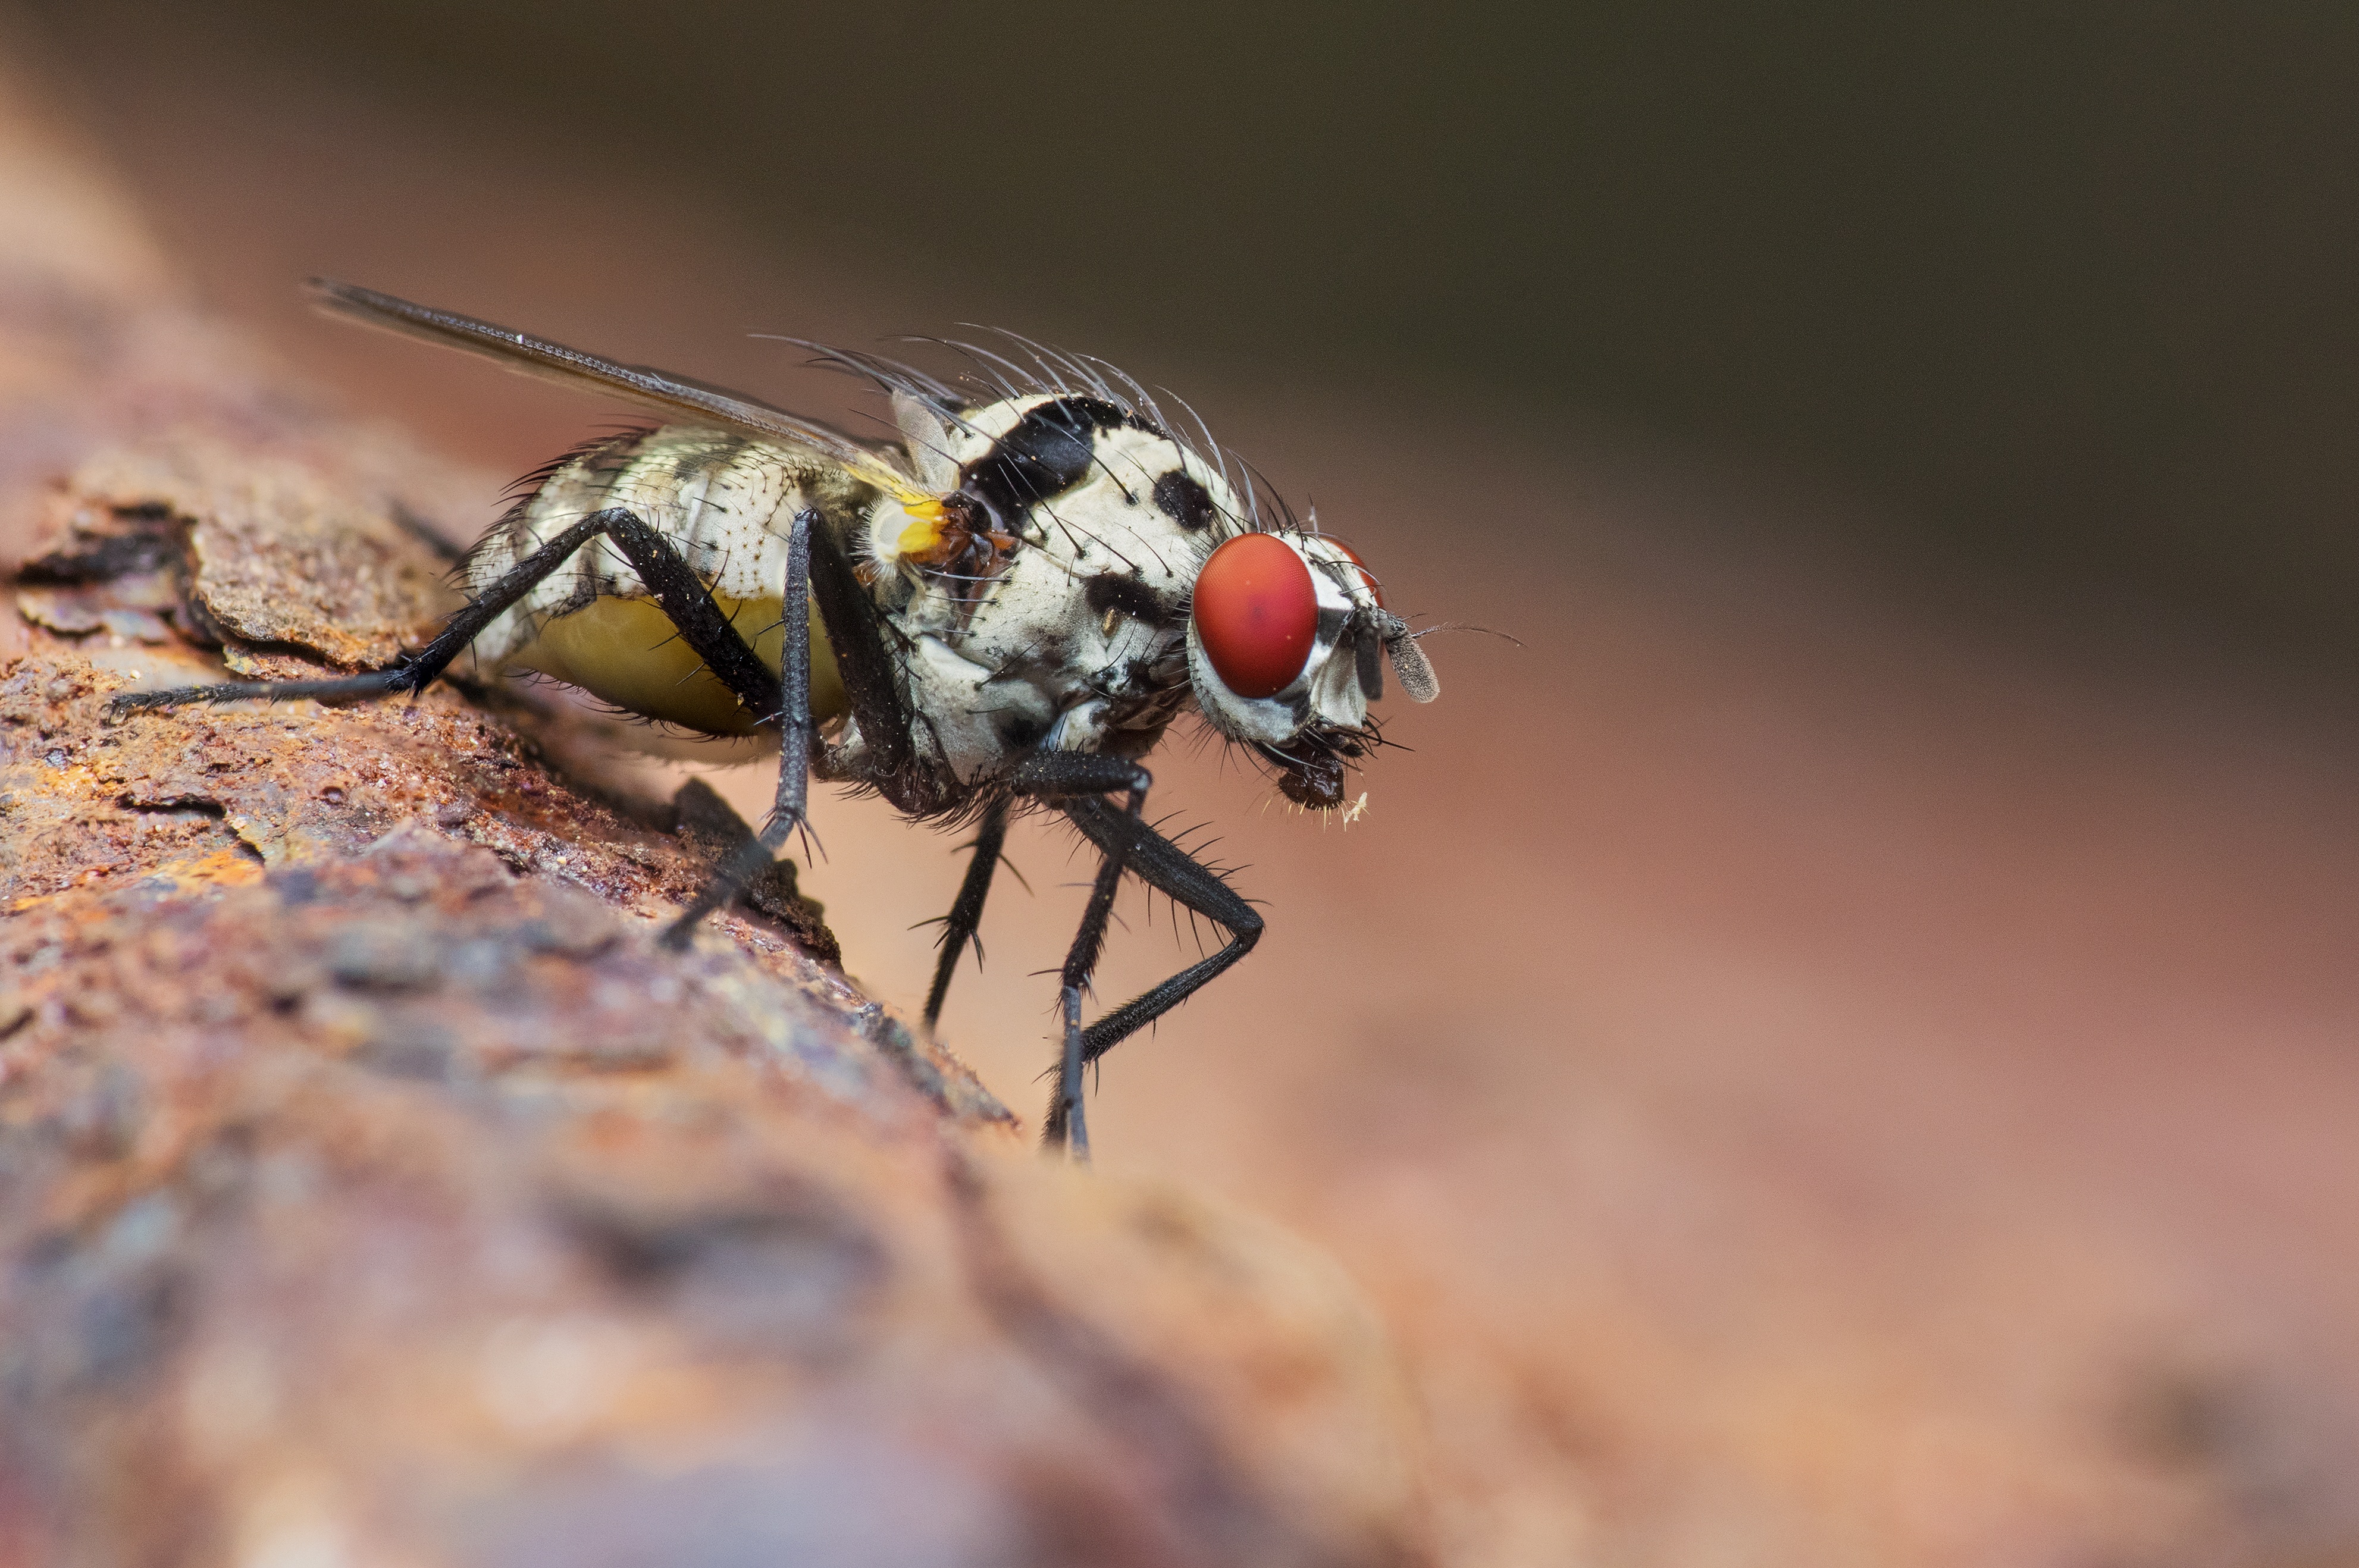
<box><xmin>1185</xmin><ymin>529</ymin><xmax>1438</xmax><ymax>809</ymax></box>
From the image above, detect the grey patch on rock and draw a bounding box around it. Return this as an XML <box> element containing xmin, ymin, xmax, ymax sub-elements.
<box><xmin>327</xmin><ymin>918</ymin><xmax>444</xmax><ymax>991</ymax></box>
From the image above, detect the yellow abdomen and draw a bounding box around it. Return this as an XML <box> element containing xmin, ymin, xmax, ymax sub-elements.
<box><xmin>511</xmin><ymin>594</ymin><xmax>846</xmax><ymax>736</ymax></box>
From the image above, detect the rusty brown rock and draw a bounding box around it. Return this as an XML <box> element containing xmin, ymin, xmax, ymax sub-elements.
<box><xmin>0</xmin><ymin>39</ymin><xmax>1434</xmax><ymax>1568</ymax></box>
<box><xmin>0</xmin><ymin>833</ymin><xmax>1424</xmax><ymax>1567</ymax></box>
<box><xmin>30</xmin><ymin>437</ymin><xmax>461</xmax><ymax>669</ymax></box>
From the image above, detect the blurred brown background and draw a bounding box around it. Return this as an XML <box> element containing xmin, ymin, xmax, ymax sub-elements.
<box><xmin>13</xmin><ymin>1</ymin><xmax>2359</xmax><ymax>1561</ymax></box>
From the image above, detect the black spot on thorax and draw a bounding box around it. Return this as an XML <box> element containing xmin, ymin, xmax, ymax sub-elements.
<box><xmin>1151</xmin><ymin>471</ymin><xmax>1216</xmax><ymax>531</ymax></box>
<box><xmin>1083</xmin><ymin>572</ymin><xmax>1177</xmax><ymax>629</ymax></box>
<box><xmin>961</xmin><ymin>397</ymin><xmax>1133</xmax><ymax>523</ymax></box>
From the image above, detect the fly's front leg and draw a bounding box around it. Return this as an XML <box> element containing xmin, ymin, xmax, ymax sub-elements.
<box><xmin>1054</xmin><ymin>845</ymin><xmax>1129</xmax><ymax>1161</ymax></box>
<box><xmin>1053</xmin><ymin>794</ymin><xmax>1264</xmax><ymax>1155</ymax></box>
<box><xmin>1005</xmin><ymin>751</ymin><xmax>1150</xmax><ymax>1161</ymax></box>
<box><xmin>1003</xmin><ymin>751</ymin><xmax>1264</xmax><ymax>1159</ymax></box>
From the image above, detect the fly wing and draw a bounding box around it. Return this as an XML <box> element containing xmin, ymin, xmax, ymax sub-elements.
<box><xmin>306</xmin><ymin>278</ymin><xmax>919</xmax><ymax>491</ymax></box>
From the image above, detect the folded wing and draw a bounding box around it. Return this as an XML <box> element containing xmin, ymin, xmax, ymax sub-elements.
<box><xmin>306</xmin><ymin>278</ymin><xmax>917</xmax><ymax>494</ymax></box>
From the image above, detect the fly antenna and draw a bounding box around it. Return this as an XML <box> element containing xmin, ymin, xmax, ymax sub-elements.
<box><xmin>1414</xmin><ymin>620</ymin><xmax>1525</xmax><ymax>648</ymax></box>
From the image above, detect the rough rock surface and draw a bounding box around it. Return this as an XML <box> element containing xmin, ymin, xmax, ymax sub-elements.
<box><xmin>0</xmin><ymin>824</ymin><xmax>1420</xmax><ymax>1567</ymax></box>
<box><xmin>0</xmin><ymin>46</ymin><xmax>1432</xmax><ymax>1568</ymax></box>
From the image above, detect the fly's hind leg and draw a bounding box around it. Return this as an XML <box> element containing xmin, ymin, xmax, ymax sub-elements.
<box><xmin>109</xmin><ymin>506</ymin><xmax>782</xmax><ymax>721</ymax></box>
<box><xmin>1003</xmin><ymin>751</ymin><xmax>1265</xmax><ymax>1160</ymax></box>
<box><xmin>108</xmin><ymin>510</ymin><xmax>640</xmax><ymax>715</ymax></box>
<box><xmin>109</xmin><ymin>504</ymin><xmax>823</xmax><ymax>943</ymax></box>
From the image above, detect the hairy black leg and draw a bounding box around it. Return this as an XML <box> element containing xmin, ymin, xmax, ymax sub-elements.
<box><xmin>1051</xmin><ymin>847</ymin><xmax>1127</xmax><ymax>1162</ymax></box>
<box><xmin>923</xmin><ymin>796</ymin><xmax>1011</xmax><ymax>1030</ymax></box>
<box><xmin>108</xmin><ymin>512</ymin><xmax>626</xmax><ymax>712</ymax></box>
<box><xmin>1043</xmin><ymin>794</ymin><xmax>1264</xmax><ymax>1149</ymax></box>
<box><xmin>106</xmin><ymin>507</ymin><xmax>785</xmax><ymax>720</ymax></box>
<box><xmin>997</xmin><ymin>751</ymin><xmax>1262</xmax><ymax>1154</ymax></box>
<box><xmin>804</xmin><ymin>521</ymin><xmax>919</xmax><ymax>785</ymax></box>
<box><xmin>1004</xmin><ymin>752</ymin><xmax>1149</xmax><ymax>1156</ymax></box>
<box><xmin>104</xmin><ymin>503</ymin><xmax>834</xmax><ymax>948</ymax></box>
<box><xmin>595</xmin><ymin>509</ymin><xmax>784</xmax><ymax>718</ymax></box>
<box><xmin>660</xmin><ymin>510</ymin><xmax>817</xmax><ymax>947</ymax></box>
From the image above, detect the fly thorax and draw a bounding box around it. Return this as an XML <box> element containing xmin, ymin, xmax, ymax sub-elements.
<box><xmin>876</xmin><ymin>394</ymin><xmax>1239</xmax><ymax>778</ymax></box>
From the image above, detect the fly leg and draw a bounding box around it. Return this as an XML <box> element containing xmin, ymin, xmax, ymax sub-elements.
<box><xmin>663</xmin><ymin>503</ymin><xmax>947</xmax><ymax>940</ymax></box>
<box><xmin>1052</xmin><ymin>846</ymin><xmax>1127</xmax><ymax>1161</ymax></box>
<box><xmin>657</xmin><ymin>509</ymin><xmax>818</xmax><ymax>946</ymax></box>
<box><xmin>804</xmin><ymin>501</ymin><xmax>922</xmax><ymax>788</ymax></box>
<box><xmin>668</xmin><ymin>509</ymin><xmax>939</xmax><ymax>940</ymax></box>
<box><xmin>1003</xmin><ymin>752</ymin><xmax>1265</xmax><ymax>1158</ymax></box>
<box><xmin>108</xmin><ymin>510</ymin><xmax>643</xmax><ymax>713</ymax></box>
<box><xmin>922</xmin><ymin>796</ymin><xmax>1011</xmax><ymax>1030</ymax></box>
<box><xmin>109</xmin><ymin>507</ymin><xmax>782</xmax><ymax>719</ymax></box>
<box><xmin>1004</xmin><ymin>751</ymin><xmax>1149</xmax><ymax>1161</ymax></box>
<box><xmin>107</xmin><ymin>506</ymin><xmax>829</xmax><ymax>942</ymax></box>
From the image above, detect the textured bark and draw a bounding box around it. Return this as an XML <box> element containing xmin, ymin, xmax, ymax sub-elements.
<box><xmin>0</xmin><ymin>48</ymin><xmax>1429</xmax><ymax>1568</ymax></box>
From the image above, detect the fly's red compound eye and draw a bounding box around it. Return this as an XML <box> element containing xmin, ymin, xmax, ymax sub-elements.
<box><xmin>1193</xmin><ymin>534</ymin><xmax>1318</xmax><ymax>698</ymax></box>
<box><xmin>1331</xmin><ymin>540</ymin><xmax>1385</xmax><ymax>607</ymax></box>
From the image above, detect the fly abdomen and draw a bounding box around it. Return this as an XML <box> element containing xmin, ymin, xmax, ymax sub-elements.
<box><xmin>467</xmin><ymin>425</ymin><xmax>851</xmax><ymax>735</ymax></box>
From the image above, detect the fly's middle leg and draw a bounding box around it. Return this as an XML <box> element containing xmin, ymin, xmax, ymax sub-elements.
<box><xmin>659</xmin><ymin>509</ymin><xmax>820</xmax><ymax>947</ymax></box>
<box><xmin>922</xmin><ymin>796</ymin><xmax>1012</xmax><ymax>1031</ymax></box>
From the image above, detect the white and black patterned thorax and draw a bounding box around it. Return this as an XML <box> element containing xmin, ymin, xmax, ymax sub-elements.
<box><xmin>466</xmin><ymin>364</ymin><xmax>1435</xmax><ymax>810</ymax></box>
<box><xmin>855</xmin><ymin>393</ymin><xmax>1227</xmax><ymax>780</ymax></box>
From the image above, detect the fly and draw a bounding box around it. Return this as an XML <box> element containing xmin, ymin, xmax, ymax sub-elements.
<box><xmin>112</xmin><ymin>280</ymin><xmax>1441</xmax><ymax>1158</ymax></box>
